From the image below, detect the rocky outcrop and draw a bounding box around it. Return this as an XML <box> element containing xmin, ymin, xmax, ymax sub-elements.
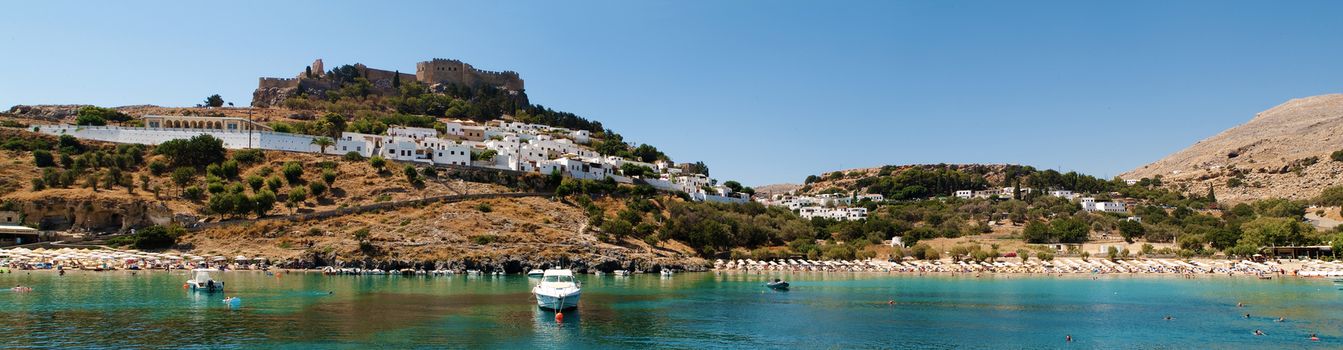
<box><xmin>251</xmin><ymin>87</ymin><xmax>296</xmax><ymax>108</ymax></box>
<box><xmin>5</xmin><ymin>105</ymin><xmax>87</xmax><ymax>122</ymax></box>
<box><xmin>5</xmin><ymin>193</ymin><xmax>175</xmax><ymax>231</ymax></box>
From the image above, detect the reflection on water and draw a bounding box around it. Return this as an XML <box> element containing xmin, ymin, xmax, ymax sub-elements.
<box><xmin>2</xmin><ymin>271</ymin><xmax>1343</xmax><ymax>348</ymax></box>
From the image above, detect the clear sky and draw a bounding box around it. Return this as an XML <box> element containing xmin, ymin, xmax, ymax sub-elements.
<box><xmin>3</xmin><ymin>1</ymin><xmax>1342</xmax><ymax>186</ymax></box>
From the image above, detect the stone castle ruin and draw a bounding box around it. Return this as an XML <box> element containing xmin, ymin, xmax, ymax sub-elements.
<box><xmin>253</xmin><ymin>58</ymin><xmax>524</xmax><ymax>107</ymax></box>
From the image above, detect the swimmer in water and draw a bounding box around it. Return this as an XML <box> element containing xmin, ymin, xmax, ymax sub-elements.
<box><xmin>1244</xmin><ymin>313</ymin><xmax>1250</xmax><ymax>319</ymax></box>
<box><xmin>1237</xmin><ymin>302</ymin><xmax>1244</xmax><ymax>307</ymax></box>
<box><xmin>1164</xmin><ymin>315</ymin><xmax>1173</xmax><ymax>321</ymax></box>
<box><xmin>1065</xmin><ymin>335</ymin><xmax>1072</xmax><ymax>342</ymax></box>
<box><xmin>1253</xmin><ymin>329</ymin><xmax>1265</xmax><ymax>336</ymax></box>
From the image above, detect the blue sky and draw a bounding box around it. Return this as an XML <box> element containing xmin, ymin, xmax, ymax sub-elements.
<box><xmin>3</xmin><ymin>1</ymin><xmax>1342</xmax><ymax>186</ymax></box>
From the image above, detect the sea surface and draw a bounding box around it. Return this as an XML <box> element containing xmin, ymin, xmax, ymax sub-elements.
<box><xmin>1</xmin><ymin>270</ymin><xmax>1340</xmax><ymax>349</ymax></box>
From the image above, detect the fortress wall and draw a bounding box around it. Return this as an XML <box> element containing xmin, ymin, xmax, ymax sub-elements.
<box><xmin>258</xmin><ymin>77</ymin><xmax>300</xmax><ymax>89</ymax></box>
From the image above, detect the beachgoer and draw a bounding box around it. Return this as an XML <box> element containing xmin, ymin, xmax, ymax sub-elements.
<box><xmin>1310</xmin><ymin>333</ymin><xmax>1319</xmax><ymax>341</ymax></box>
<box><xmin>1237</xmin><ymin>302</ymin><xmax>1244</xmax><ymax>307</ymax></box>
<box><xmin>1253</xmin><ymin>329</ymin><xmax>1264</xmax><ymax>336</ymax></box>
<box><xmin>1065</xmin><ymin>335</ymin><xmax>1072</xmax><ymax>342</ymax></box>
<box><xmin>1164</xmin><ymin>315</ymin><xmax>1173</xmax><ymax>321</ymax></box>
<box><xmin>1276</xmin><ymin>317</ymin><xmax>1284</xmax><ymax>322</ymax></box>
<box><xmin>1244</xmin><ymin>313</ymin><xmax>1250</xmax><ymax>319</ymax></box>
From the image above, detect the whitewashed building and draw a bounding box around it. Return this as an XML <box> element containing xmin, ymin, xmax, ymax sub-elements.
<box><xmin>1080</xmin><ymin>197</ymin><xmax>1127</xmax><ymax>213</ymax></box>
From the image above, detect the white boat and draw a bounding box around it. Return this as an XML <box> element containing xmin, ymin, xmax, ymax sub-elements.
<box><xmin>614</xmin><ymin>269</ymin><xmax>630</xmax><ymax>276</ymax></box>
<box><xmin>186</xmin><ymin>268</ymin><xmax>224</xmax><ymax>292</ymax></box>
<box><xmin>660</xmin><ymin>270</ymin><xmax>674</xmax><ymax>277</ymax></box>
<box><xmin>527</xmin><ymin>269</ymin><xmax>545</xmax><ymax>277</ymax></box>
<box><xmin>532</xmin><ymin>269</ymin><xmax>581</xmax><ymax>310</ymax></box>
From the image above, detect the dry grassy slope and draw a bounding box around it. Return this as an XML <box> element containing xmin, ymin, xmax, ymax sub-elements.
<box><xmin>1122</xmin><ymin>94</ymin><xmax>1343</xmax><ymax>202</ymax></box>
<box><xmin>182</xmin><ymin>196</ymin><xmax>706</xmax><ymax>269</ymax></box>
<box><xmin>0</xmin><ymin>128</ymin><xmax>508</xmax><ymax>228</ymax></box>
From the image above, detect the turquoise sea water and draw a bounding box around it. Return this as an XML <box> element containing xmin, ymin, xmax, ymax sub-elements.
<box><xmin>1</xmin><ymin>270</ymin><xmax>1341</xmax><ymax>349</ymax></box>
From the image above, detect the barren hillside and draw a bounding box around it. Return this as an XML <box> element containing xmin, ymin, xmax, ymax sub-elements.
<box><xmin>1122</xmin><ymin>94</ymin><xmax>1343</xmax><ymax>202</ymax></box>
<box><xmin>182</xmin><ymin>196</ymin><xmax>706</xmax><ymax>271</ymax></box>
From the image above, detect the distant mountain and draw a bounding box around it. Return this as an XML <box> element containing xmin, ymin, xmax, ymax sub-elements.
<box><xmin>1122</xmin><ymin>94</ymin><xmax>1343</xmax><ymax>203</ymax></box>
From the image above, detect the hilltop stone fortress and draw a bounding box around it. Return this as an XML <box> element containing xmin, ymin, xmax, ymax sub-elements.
<box><xmin>253</xmin><ymin>58</ymin><xmax>524</xmax><ymax>107</ymax></box>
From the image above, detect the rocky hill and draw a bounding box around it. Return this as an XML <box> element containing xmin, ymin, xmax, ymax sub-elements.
<box><xmin>797</xmin><ymin>164</ymin><xmax>1024</xmax><ymax>195</ymax></box>
<box><xmin>1122</xmin><ymin>94</ymin><xmax>1343</xmax><ymax>203</ymax></box>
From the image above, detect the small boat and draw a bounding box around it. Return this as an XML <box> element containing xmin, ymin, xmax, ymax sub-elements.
<box><xmin>1258</xmin><ymin>275</ymin><xmax>1272</xmax><ymax>280</ymax></box>
<box><xmin>766</xmin><ymin>279</ymin><xmax>790</xmax><ymax>290</ymax></box>
<box><xmin>614</xmin><ymin>270</ymin><xmax>630</xmax><ymax>276</ymax></box>
<box><xmin>527</xmin><ymin>269</ymin><xmax>545</xmax><ymax>277</ymax></box>
<box><xmin>532</xmin><ymin>269</ymin><xmax>581</xmax><ymax>310</ymax></box>
<box><xmin>660</xmin><ymin>270</ymin><xmax>674</xmax><ymax>277</ymax></box>
<box><xmin>186</xmin><ymin>268</ymin><xmax>224</xmax><ymax>292</ymax></box>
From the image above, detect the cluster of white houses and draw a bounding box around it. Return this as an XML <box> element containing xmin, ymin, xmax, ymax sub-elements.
<box><xmin>35</xmin><ymin>115</ymin><xmax>750</xmax><ymax>203</ymax></box>
<box><xmin>757</xmin><ymin>193</ymin><xmax>885</xmax><ymax>221</ymax></box>
<box><xmin>954</xmin><ymin>187</ymin><xmax>1127</xmax><ymax>213</ymax></box>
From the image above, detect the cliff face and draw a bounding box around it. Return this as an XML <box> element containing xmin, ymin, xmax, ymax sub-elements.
<box><xmin>1123</xmin><ymin>94</ymin><xmax>1343</xmax><ymax>202</ymax></box>
<box><xmin>3</xmin><ymin>190</ymin><xmax>177</xmax><ymax>231</ymax></box>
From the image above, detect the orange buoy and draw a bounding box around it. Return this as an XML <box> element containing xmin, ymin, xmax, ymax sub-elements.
<box><xmin>555</xmin><ymin>312</ymin><xmax>564</xmax><ymax>323</ymax></box>
<box><xmin>182</xmin><ymin>283</ymin><xmax>188</xmax><ymax>289</ymax></box>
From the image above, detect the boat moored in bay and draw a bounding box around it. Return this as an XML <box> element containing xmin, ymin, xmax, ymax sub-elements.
<box><xmin>533</xmin><ymin>269</ymin><xmax>581</xmax><ymax>310</ymax></box>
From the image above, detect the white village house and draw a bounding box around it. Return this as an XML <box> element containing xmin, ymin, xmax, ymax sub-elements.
<box><xmin>33</xmin><ymin>114</ymin><xmax>747</xmax><ymax>203</ymax></box>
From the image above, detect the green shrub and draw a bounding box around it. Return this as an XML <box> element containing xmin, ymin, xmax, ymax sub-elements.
<box><xmin>154</xmin><ymin>135</ymin><xmax>226</xmax><ymax>168</ymax></box>
<box><xmin>148</xmin><ymin>160</ymin><xmax>168</xmax><ymax>176</ymax></box>
<box><xmin>307</xmin><ymin>182</ymin><xmax>327</xmax><ymax>198</ymax></box>
<box><xmin>282</xmin><ymin>161</ymin><xmax>304</xmax><ymax>184</ymax></box>
<box><xmin>182</xmin><ymin>186</ymin><xmax>205</xmax><ymax>200</ymax></box>
<box><xmin>246</xmin><ymin>175</ymin><xmax>265</xmax><ymax>192</ymax></box>
<box><xmin>171</xmin><ymin>167</ymin><xmax>196</xmax><ymax>187</ymax></box>
<box><xmin>232</xmin><ymin>149</ymin><xmax>265</xmax><ymax>165</ymax></box>
<box><xmin>471</xmin><ymin>234</ymin><xmax>499</xmax><ymax>245</ymax></box>
<box><xmin>369</xmin><ymin>156</ymin><xmax>386</xmax><ymax>171</ymax></box>
<box><xmin>32</xmin><ymin>150</ymin><xmax>55</xmax><ymax>167</ymax></box>
<box><xmin>321</xmin><ymin>170</ymin><xmax>337</xmax><ymax>186</ymax></box>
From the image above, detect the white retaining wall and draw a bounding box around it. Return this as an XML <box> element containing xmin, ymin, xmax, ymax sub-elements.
<box><xmin>34</xmin><ymin>125</ymin><xmax>333</xmax><ymax>154</ymax></box>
